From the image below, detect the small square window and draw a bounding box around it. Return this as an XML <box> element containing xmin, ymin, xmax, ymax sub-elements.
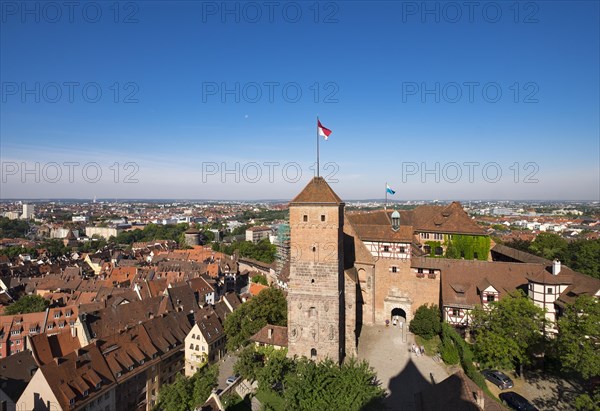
<box><xmin>303</xmin><ymin>215</ymin><xmax>308</xmax><ymax>222</ymax></box>
<box><xmin>383</xmin><ymin>245</ymin><xmax>389</xmax><ymax>252</ymax></box>
<box><xmin>321</xmin><ymin>215</ymin><xmax>325</xmax><ymax>222</ymax></box>
<box><xmin>487</xmin><ymin>294</ymin><xmax>495</xmax><ymax>302</ymax></box>
<box><xmin>452</xmin><ymin>309</ymin><xmax>460</xmax><ymax>317</ymax></box>
<box><xmin>417</xmin><ymin>268</ymin><xmax>424</xmax><ymax>274</ymax></box>
<box><xmin>547</xmin><ymin>287</ymin><xmax>553</xmax><ymax>294</ymax></box>
<box><xmin>391</xmin><ymin>266</ymin><xmax>397</xmax><ymax>273</ymax></box>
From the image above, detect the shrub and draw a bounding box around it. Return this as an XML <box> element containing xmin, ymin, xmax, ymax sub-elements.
<box><xmin>440</xmin><ymin>338</ymin><xmax>460</xmax><ymax>365</ymax></box>
<box><xmin>409</xmin><ymin>304</ymin><xmax>441</xmax><ymax>340</ymax></box>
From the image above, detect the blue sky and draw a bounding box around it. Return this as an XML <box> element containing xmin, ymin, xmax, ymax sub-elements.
<box><xmin>1</xmin><ymin>0</ymin><xmax>599</xmax><ymax>200</ymax></box>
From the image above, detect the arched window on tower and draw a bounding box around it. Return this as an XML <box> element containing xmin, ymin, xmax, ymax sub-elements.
<box><xmin>308</xmin><ymin>307</ymin><xmax>317</xmax><ymax>318</ymax></box>
<box><xmin>391</xmin><ymin>211</ymin><xmax>400</xmax><ymax>231</ymax></box>
<box><xmin>311</xmin><ymin>348</ymin><xmax>317</xmax><ymax>359</ymax></box>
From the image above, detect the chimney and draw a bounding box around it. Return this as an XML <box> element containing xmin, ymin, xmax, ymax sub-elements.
<box><xmin>552</xmin><ymin>259</ymin><xmax>561</xmax><ymax>275</ymax></box>
<box><xmin>268</xmin><ymin>328</ymin><xmax>273</xmax><ymax>339</ymax></box>
<box><xmin>473</xmin><ymin>389</ymin><xmax>484</xmax><ymax>410</ymax></box>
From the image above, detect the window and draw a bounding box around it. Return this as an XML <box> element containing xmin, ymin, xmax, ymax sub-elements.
<box><xmin>547</xmin><ymin>287</ymin><xmax>553</xmax><ymax>294</ymax></box>
<box><xmin>54</xmin><ymin>312</ymin><xmax>60</xmax><ymax>318</ymax></box>
<box><xmin>321</xmin><ymin>215</ymin><xmax>326</xmax><ymax>222</ymax></box>
<box><xmin>308</xmin><ymin>307</ymin><xmax>317</xmax><ymax>318</ymax></box>
<box><xmin>383</xmin><ymin>245</ymin><xmax>389</xmax><ymax>252</ymax></box>
<box><xmin>391</xmin><ymin>266</ymin><xmax>397</xmax><ymax>273</ymax></box>
<box><xmin>195</xmin><ymin>345</ymin><xmax>199</xmax><ymax>351</ymax></box>
<box><xmin>303</xmin><ymin>215</ymin><xmax>308</xmax><ymax>222</ymax></box>
<box><xmin>11</xmin><ymin>330</ymin><xmax>19</xmax><ymax>335</ymax></box>
<box><xmin>423</xmin><ymin>245</ymin><xmax>431</xmax><ymax>254</ymax></box>
<box><xmin>83</xmin><ymin>390</ymin><xmax>89</xmax><ymax>397</ymax></box>
<box><xmin>310</xmin><ymin>348</ymin><xmax>317</xmax><ymax>358</ymax></box>
<box><xmin>429</xmin><ymin>269</ymin><xmax>434</xmax><ymax>274</ymax></box>
<box><xmin>486</xmin><ymin>294</ymin><xmax>495</xmax><ymax>302</ymax></box>
<box><xmin>434</xmin><ymin>233</ymin><xmax>443</xmax><ymax>240</ymax></box>
<box><xmin>422</xmin><ymin>233</ymin><xmax>430</xmax><ymax>239</ymax></box>
<box><xmin>452</xmin><ymin>308</ymin><xmax>460</xmax><ymax>317</ymax></box>
<box><xmin>191</xmin><ymin>334</ymin><xmax>195</xmax><ymax>339</ymax></box>
<box><xmin>435</xmin><ymin>247</ymin><xmax>443</xmax><ymax>256</ymax></box>
<box><xmin>399</xmin><ymin>247</ymin><xmax>406</xmax><ymax>253</ymax></box>
<box><xmin>47</xmin><ymin>324</ymin><xmax>54</xmax><ymax>330</ymax></box>
<box><xmin>417</xmin><ymin>268</ymin><xmax>424</xmax><ymax>274</ymax></box>
<box><xmin>189</xmin><ymin>344</ymin><xmax>193</xmax><ymax>349</ymax></box>
<box><xmin>473</xmin><ymin>252</ymin><xmax>479</xmax><ymax>259</ymax></box>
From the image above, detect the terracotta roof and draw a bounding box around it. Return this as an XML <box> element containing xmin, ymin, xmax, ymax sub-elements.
<box><xmin>249</xmin><ymin>324</ymin><xmax>288</xmax><ymax>347</ymax></box>
<box><xmin>39</xmin><ymin>343</ymin><xmax>115</xmax><ymax>410</ymax></box>
<box><xmin>289</xmin><ymin>177</ymin><xmax>343</xmax><ymax>205</ymax></box>
<box><xmin>249</xmin><ymin>283</ymin><xmax>269</xmax><ymax>296</ymax></box>
<box><xmin>30</xmin><ymin>330</ymin><xmax>82</xmax><ymax>365</ymax></box>
<box><xmin>403</xmin><ymin>203</ymin><xmax>486</xmax><ymax>235</ymax></box>
<box><xmin>193</xmin><ymin>308</ymin><xmax>224</xmax><ymax>344</ymax></box>
<box><xmin>491</xmin><ymin>244</ymin><xmax>551</xmax><ymax>264</ymax></box>
<box><xmin>433</xmin><ymin>258</ymin><xmax>539</xmax><ymax>308</ymax></box>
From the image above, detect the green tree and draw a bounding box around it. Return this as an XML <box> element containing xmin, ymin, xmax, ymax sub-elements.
<box><xmin>283</xmin><ymin>358</ymin><xmax>384</xmax><ymax>411</ymax></box>
<box><xmin>257</xmin><ymin>347</ymin><xmax>292</xmax><ymax>390</ymax></box>
<box><xmin>575</xmin><ymin>390</ymin><xmax>600</xmax><ymax>411</ymax></box>
<box><xmin>504</xmin><ymin>238</ymin><xmax>532</xmax><ymax>253</ymax></box>
<box><xmin>471</xmin><ymin>290</ymin><xmax>545</xmax><ymax>371</ymax></box>
<box><xmin>4</xmin><ymin>294</ymin><xmax>49</xmax><ymax>315</ymax></box>
<box><xmin>0</xmin><ymin>217</ymin><xmax>31</xmax><ymax>238</ymax></box>
<box><xmin>155</xmin><ymin>364</ymin><xmax>218</xmax><ymax>411</ymax></box>
<box><xmin>409</xmin><ymin>304</ymin><xmax>441</xmax><ymax>340</ymax></box>
<box><xmin>224</xmin><ymin>288</ymin><xmax>287</xmax><ymax>351</ymax></box>
<box><xmin>252</xmin><ymin>275</ymin><xmax>268</xmax><ymax>286</ymax></box>
<box><xmin>529</xmin><ymin>232</ymin><xmax>568</xmax><ymax>260</ymax></box>
<box><xmin>0</xmin><ymin>246</ymin><xmax>37</xmax><ymax>259</ymax></box>
<box><xmin>556</xmin><ymin>296</ymin><xmax>600</xmax><ymax>380</ymax></box>
<box><xmin>234</xmin><ymin>345</ymin><xmax>264</xmax><ymax>382</ymax></box>
<box><xmin>565</xmin><ymin>239</ymin><xmax>600</xmax><ymax>279</ymax></box>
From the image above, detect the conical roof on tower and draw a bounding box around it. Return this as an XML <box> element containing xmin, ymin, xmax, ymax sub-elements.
<box><xmin>289</xmin><ymin>177</ymin><xmax>343</xmax><ymax>205</ymax></box>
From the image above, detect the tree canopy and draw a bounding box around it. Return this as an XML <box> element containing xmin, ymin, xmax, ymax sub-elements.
<box><xmin>283</xmin><ymin>357</ymin><xmax>385</xmax><ymax>411</ymax></box>
<box><xmin>4</xmin><ymin>294</ymin><xmax>49</xmax><ymax>315</ymax></box>
<box><xmin>0</xmin><ymin>217</ymin><xmax>30</xmax><ymax>238</ymax></box>
<box><xmin>409</xmin><ymin>304</ymin><xmax>441</xmax><ymax>340</ymax></box>
<box><xmin>529</xmin><ymin>232</ymin><xmax>568</xmax><ymax>260</ymax></box>
<box><xmin>556</xmin><ymin>295</ymin><xmax>600</xmax><ymax>380</ymax></box>
<box><xmin>505</xmin><ymin>236</ymin><xmax>600</xmax><ymax>279</ymax></box>
<box><xmin>216</xmin><ymin>238</ymin><xmax>277</xmax><ymax>264</ymax></box>
<box><xmin>155</xmin><ymin>364</ymin><xmax>218</xmax><ymax>411</ymax></box>
<box><xmin>224</xmin><ymin>287</ymin><xmax>287</xmax><ymax>351</ymax></box>
<box><xmin>471</xmin><ymin>290</ymin><xmax>545</xmax><ymax>370</ymax></box>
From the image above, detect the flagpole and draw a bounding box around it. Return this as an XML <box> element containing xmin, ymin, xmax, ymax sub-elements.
<box><xmin>385</xmin><ymin>182</ymin><xmax>387</xmax><ymax>210</ymax></box>
<box><xmin>316</xmin><ymin>115</ymin><xmax>320</xmax><ymax>178</ymax></box>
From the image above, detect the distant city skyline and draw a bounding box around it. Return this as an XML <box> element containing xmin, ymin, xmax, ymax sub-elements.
<box><xmin>1</xmin><ymin>1</ymin><xmax>598</xmax><ymax>200</ymax></box>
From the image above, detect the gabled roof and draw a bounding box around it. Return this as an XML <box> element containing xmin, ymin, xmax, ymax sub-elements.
<box><xmin>249</xmin><ymin>324</ymin><xmax>288</xmax><ymax>348</ymax></box>
<box><xmin>289</xmin><ymin>177</ymin><xmax>343</xmax><ymax>205</ymax></box>
<box><xmin>0</xmin><ymin>350</ymin><xmax>38</xmax><ymax>402</ymax></box>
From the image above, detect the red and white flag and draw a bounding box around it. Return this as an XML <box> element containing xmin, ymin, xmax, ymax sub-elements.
<box><xmin>317</xmin><ymin>119</ymin><xmax>332</xmax><ymax>140</ymax></box>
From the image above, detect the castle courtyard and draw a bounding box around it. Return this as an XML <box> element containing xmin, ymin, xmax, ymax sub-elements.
<box><xmin>357</xmin><ymin>325</ymin><xmax>450</xmax><ymax>411</ymax></box>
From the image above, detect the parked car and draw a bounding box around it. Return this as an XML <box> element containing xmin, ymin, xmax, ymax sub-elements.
<box><xmin>481</xmin><ymin>370</ymin><xmax>514</xmax><ymax>389</ymax></box>
<box><xmin>499</xmin><ymin>392</ymin><xmax>538</xmax><ymax>411</ymax></box>
<box><xmin>226</xmin><ymin>375</ymin><xmax>239</xmax><ymax>385</ymax></box>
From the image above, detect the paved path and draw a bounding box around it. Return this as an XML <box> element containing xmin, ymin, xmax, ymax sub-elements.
<box><xmin>357</xmin><ymin>325</ymin><xmax>450</xmax><ymax>411</ymax></box>
<box><xmin>216</xmin><ymin>353</ymin><xmax>238</xmax><ymax>390</ymax></box>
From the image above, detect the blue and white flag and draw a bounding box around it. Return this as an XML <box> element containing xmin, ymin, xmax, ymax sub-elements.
<box><xmin>386</xmin><ymin>184</ymin><xmax>396</xmax><ymax>195</ymax></box>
